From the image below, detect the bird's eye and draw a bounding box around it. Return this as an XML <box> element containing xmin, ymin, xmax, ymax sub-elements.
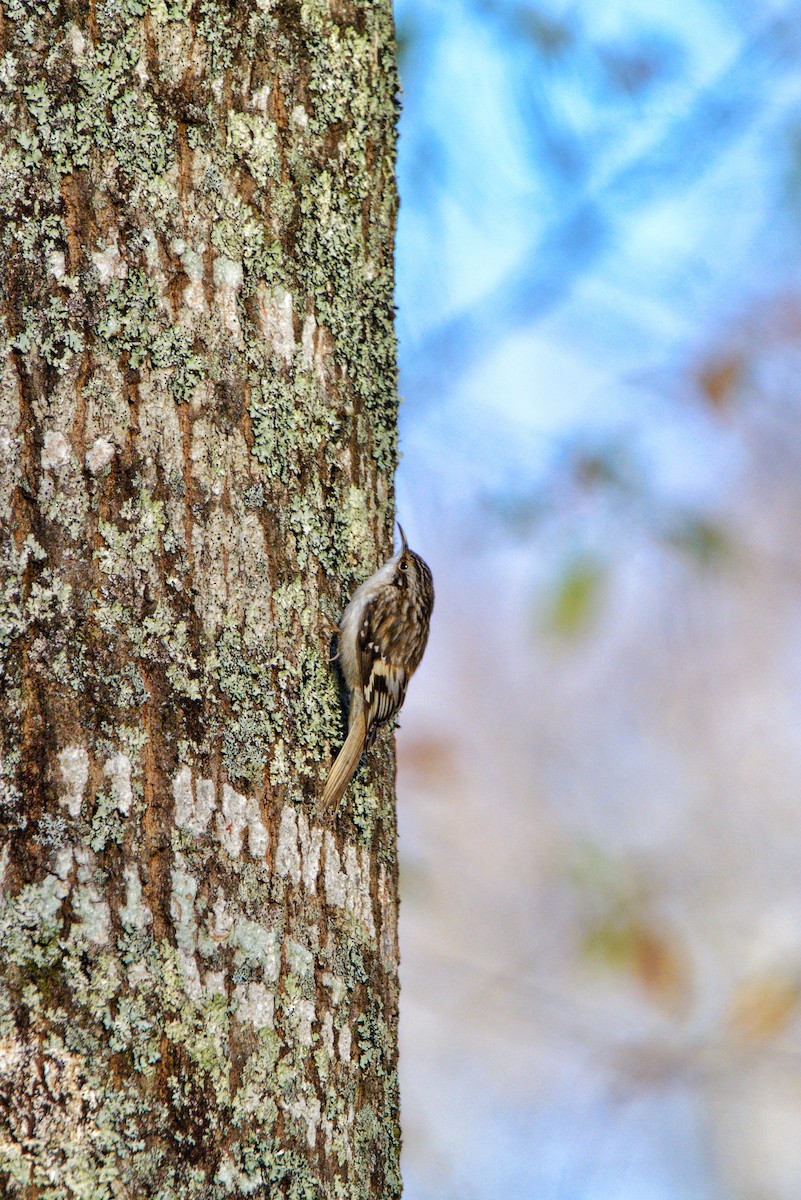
<box><xmin>399</xmin><ymin>561</ymin><xmax>408</xmax><ymax>571</ymax></box>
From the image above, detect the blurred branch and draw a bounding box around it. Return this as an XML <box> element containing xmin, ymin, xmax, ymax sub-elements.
<box><xmin>410</xmin><ymin>936</ymin><xmax>801</xmax><ymax>1092</ymax></box>
<box><xmin>481</xmin><ymin>432</ymin><xmax>734</xmax><ymax>570</ymax></box>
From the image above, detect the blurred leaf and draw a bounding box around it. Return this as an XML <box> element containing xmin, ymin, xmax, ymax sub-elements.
<box><xmin>584</xmin><ymin>917</ymin><xmax>638</xmax><ymax>970</ymax></box>
<box><xmin>584</xmin><ymin>917</ymin><xmax>691</xmax><ymax>1015</ymax></box>
<box><xmin>571</xmin><ymin>441</ymin><xmax>638</xmax><ymax>493</ymax></box>
<box><xmin>728</xmin><ymin>970</ymin><xmax>801</xmax><ymax>1042</ymax></box>
<box><xmin>602</xmin><ymin>49</ymin><xmax>661</xmax><ymax>95</ymax></box>
<box><xmin>632</xmin><ymin>924</ymin><xmax>690</xmax><ymax>1013</ymax></box>
<box><xmin>395</xmin><ymin>19</ymin><xmax>417</xmax><ymax>71</ymax></box>
<box><xmin>399</xmin><ymin>734</ymin><xmax>456</xmax><ymax>781</ymax></box>
<box><xmin>600</xmin><ymin>35</ymin><xmax>683</xmax><ymax>97</ymax></box>
<box><xmin>543</xmin><ymin>553</ymin><xmax>605</xmax><ymax>637</ymax></box>
<box><xmin>667</xmin><ymin>515</ymin><xmax>729</xmax><ymax>565</ymax></box>
<box><xmin>512</xmin><ymin>7</ymin><xmax>572</xmax><ymax>59</ymax></box>
<box><xmin>567</xmin><ymin>841</ymin><xmax>641</xmax><ymax>904</ymax></box>
<box><xmin>697</xmin><ymin>354</ymin><xmax>743</xmax><ymax>410</ymax></box>
<box><xmin>572</xmin><ymin>844</ymin><xmax>691</xmax><ymax>1013</ymax></box>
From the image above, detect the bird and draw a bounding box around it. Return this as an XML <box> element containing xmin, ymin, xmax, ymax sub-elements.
<box><xmin>321</xmin><ymin>524</ymin><xmax>434</xmax><ymax>813</ymax></box>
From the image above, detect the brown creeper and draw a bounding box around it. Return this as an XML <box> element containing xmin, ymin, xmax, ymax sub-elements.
<box><xmin>322</xmin><ymin>524</ymin><xmax>434</xmax><ymax>812</ymax></box>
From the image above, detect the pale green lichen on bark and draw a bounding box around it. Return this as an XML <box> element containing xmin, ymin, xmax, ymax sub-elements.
<box><xmin>0</xmin><ymin>0</ymin><xmax>402</xmax><ymax>1193</ymax></box>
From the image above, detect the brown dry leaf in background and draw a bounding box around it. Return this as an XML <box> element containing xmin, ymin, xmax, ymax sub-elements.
<box><xmin>728</xmin><ymin>970</ymin><xmax>801</xmax><ymax>1042</ymax></box>
<box><xmin>697</xmin><ymin>354</ymin><xmax>743</xmax><ymax>411</ymax></box>
<box><xmin>583</xmin><ymin>916</ymin><xmax>693</xmax><ymax>1016</ymax></box>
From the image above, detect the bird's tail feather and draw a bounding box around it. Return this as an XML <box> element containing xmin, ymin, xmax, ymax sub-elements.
<box><xmin>321</xmin><ymin>708</ymin><xmax>366</xmax><ymax>813</ymax></box>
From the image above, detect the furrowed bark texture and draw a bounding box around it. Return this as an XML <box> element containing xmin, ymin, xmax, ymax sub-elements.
<box><xmin>0</xmin><ymin>1</ymin><xmax>401</xmax><ymax>1196</ymax></box>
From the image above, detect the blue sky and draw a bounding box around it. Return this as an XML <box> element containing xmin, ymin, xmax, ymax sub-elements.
<box><xmin>395</xmin><ymin>0</ymin><xmax>801</xmax><ymax>465</ymax></box>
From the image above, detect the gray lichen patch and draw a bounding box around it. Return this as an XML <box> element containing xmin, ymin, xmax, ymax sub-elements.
<box><xmin>0</xmin><ymin>772</ymin><xmax>401</xmax><ymax>1196</ymax></box>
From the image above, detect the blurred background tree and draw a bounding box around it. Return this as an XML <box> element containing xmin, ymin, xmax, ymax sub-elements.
<box><xmin>392</xmin><ymin>2</ymin><xmax>801</xmax><ymax>1197</ymax></box>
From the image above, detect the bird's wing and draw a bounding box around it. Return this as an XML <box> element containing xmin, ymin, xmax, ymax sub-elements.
<box><xmin>359</xmin><ymin>598</ymin><xmax>408</xmax><ymax>744</ymax></box>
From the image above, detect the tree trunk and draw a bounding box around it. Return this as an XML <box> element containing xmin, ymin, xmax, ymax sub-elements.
<box><xmin>0</xmin><ymin>1</ymin><xmax>402</xmax><ymax>1196</ymax></box>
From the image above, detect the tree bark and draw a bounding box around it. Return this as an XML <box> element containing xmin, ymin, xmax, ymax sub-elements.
<box><xmin>0</xmin><ymin>1</ymin><xmax>402</xmax><ymax>1196</ymax></box>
